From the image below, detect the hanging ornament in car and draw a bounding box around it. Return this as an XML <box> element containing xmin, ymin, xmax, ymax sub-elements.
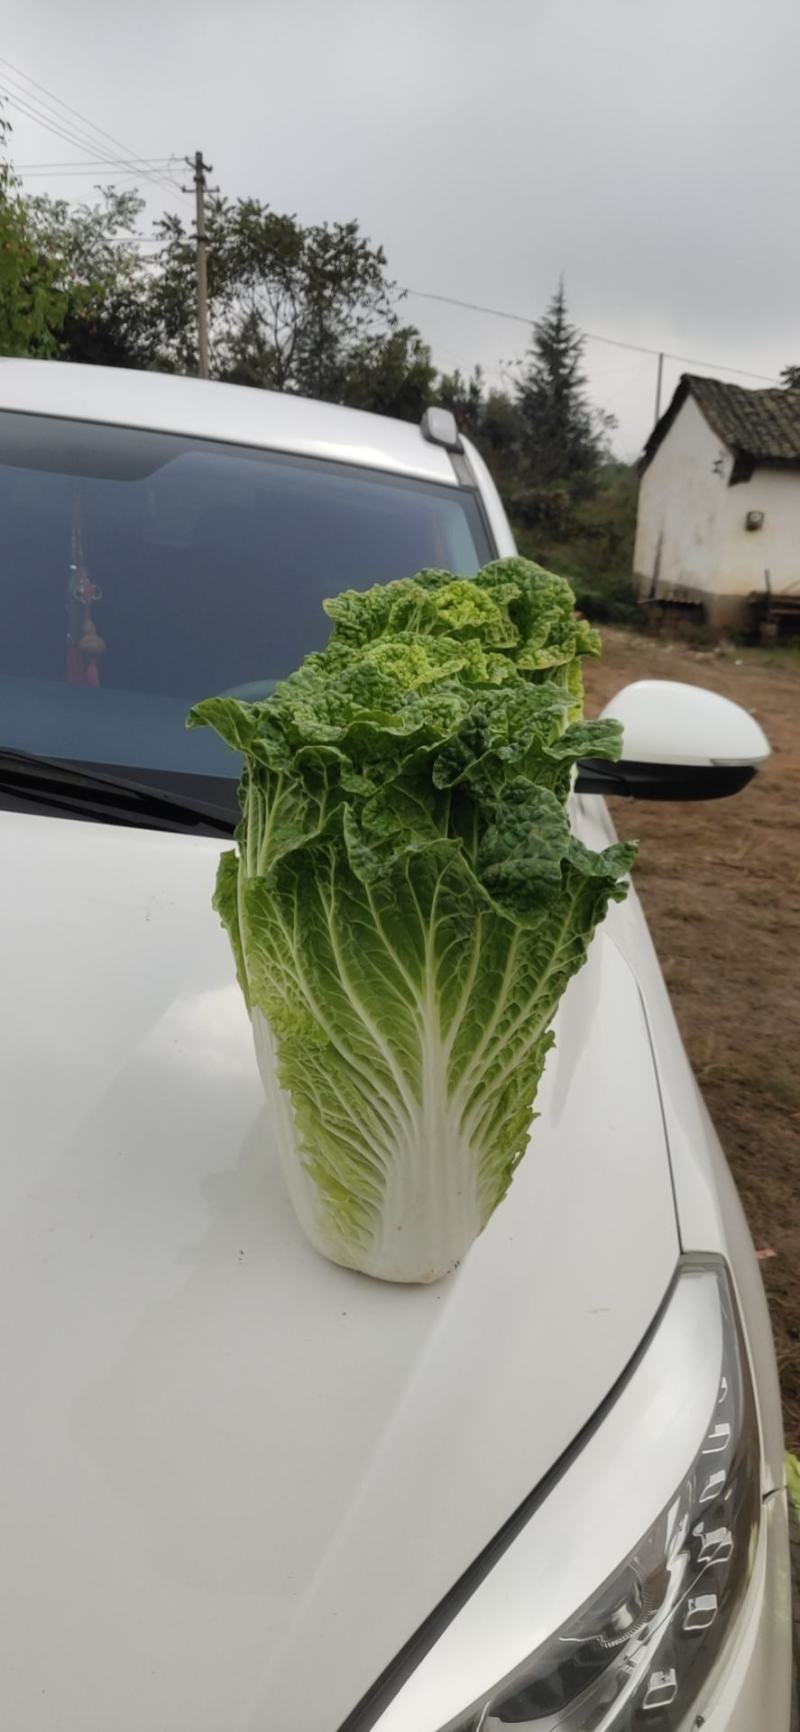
<box><xmin>65</xmin><ymin>497</ymin><xmax>105</xmax><ymax>687</ymax></box>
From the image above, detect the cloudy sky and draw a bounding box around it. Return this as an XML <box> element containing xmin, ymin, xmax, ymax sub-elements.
<box><xmin>4</xmin><ymin>0</ymin><xmax>799</xmax><ymax>454</ymax></box>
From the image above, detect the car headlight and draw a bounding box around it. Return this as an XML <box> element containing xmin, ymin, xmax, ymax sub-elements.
<box><xmin>367</xmin><ymin>1262</ymin><xmax>761</xmax><ymax>1732</ymax></box>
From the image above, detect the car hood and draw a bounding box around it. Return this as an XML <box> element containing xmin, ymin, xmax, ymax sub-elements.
<box><xmin>0</xmin><ymin>810</ymin><xmax>678</xmax><ymax>1732</ymax></box>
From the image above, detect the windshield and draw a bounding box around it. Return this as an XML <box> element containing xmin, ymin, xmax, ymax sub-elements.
<box><xmin>0</xmin><ymin>410</ymin><xmax>492</xmax><ymax>788</ymax></box>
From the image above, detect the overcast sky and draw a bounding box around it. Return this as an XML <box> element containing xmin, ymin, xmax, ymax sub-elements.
<box><xmin>4</xmin><ymin>0</ymin><xmax>799</xmax><ymax>454</ymax></box>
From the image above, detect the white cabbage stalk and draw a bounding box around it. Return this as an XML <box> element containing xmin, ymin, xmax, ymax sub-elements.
<box><xmin>252</xmin><ymin>1009</ymin><xmax>483</xmax><ymax>1282</ymax></box>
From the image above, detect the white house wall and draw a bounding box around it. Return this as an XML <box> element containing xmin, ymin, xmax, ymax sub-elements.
<box><xmin>718</xmin><ymin>466</ymin><xmax>800</xmax><ymax>600</ymax></box>
<box><xmin>634</xmin><ymin>396</ymin><xmax>731</xmax><ymax>601</ymax></box>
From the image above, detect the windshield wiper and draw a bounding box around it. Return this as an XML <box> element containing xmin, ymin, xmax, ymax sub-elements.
<box><xmin>0</xmin><ymin>747</ymin><xmax>237</xmax><ymax>835</ymax></box>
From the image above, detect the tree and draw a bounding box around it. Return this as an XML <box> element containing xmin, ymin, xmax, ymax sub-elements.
<box><xmin>340</xmin><ymin>326</ymin><xmax>436</xmax><ymax>421</ymax></box>
<box><xmin>780</xmin><ymin>364</ymin><xmax>800</xmax><ymax>390</ymax></box>
<box><xmin>434</xmin><ymin>369</ymin><xmax>527</xmax><ymax>483</ymax></box>
<box><xmin>480</xmin><ymin>386</ymin><xmax>524</xmax><ymax>460</ymax></box>
<box><xmin>514</xmin><ymin>280</ymin><xmax>613</xmax><ymax>486</ymax></box>
<box><xmin>8</xmin><ymin>173</ymin><xmax>437</xmax><ymax>417</ymax></box>
<box><xmin>23</xmin><ymin>186</ymin><xmax>159</xmax><ymax>368</ymax></box>
<box><xmin>0</xmin><ymin>105</ymin><xmax>65</xmax><ymax>357</ymax></box>
<box><xmin>149</xmin><ymin>198</ymin><xmax>423</xmax><ymax>410</ymax></box>
<box><xmin>436</xmin><ymin>366</ymin><xmax>487</xmax><ymax>441</ymax></box>
<box><xmin>513</xmin><ymin>459</ymin><xmax>639</xmax><ymax>623</ymax></box>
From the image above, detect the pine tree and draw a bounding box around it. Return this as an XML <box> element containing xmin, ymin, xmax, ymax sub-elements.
<box><xmin>515</xmin><ymin>280</ymin><xmax>610</xmax><ymax>486</ymax></box>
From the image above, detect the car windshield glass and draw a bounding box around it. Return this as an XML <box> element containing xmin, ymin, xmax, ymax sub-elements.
<box><xmin>0</xmin><ymin>411</ymin><xmax>492</xmax><ymax>786</ymax></box>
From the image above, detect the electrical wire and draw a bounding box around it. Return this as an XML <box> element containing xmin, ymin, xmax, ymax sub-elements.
<box><xmin>404</xmin><ymin>287</ymin><xmax>777</xmax><ymax>386</ymax></box>
<box><xmin>1</xmin><ymin>83</ymin><xmax>113</xmax><ymax>163</ymax></box>
<box><xmin>0</xmin><ymin>83</ymin><xmax>165</xmax><ymax>187</ymax></box>
<box><xmin>16</xmin><ymin>175</ymin><xmax>169</xmax><ymax>194</ymax></box>
<box><xmin>0</xmin><ymin>57</ymin><xmax>185</xmax><ymax>199</ymax></box>
<box><xmin>0</xmin><ymin>89</ymin><xmax>184</xmax><ymax>201</ymax></box>
<box><xmin>598</xmin><ymin>357</ymin><xmax>659</xmax><ymax>410</ymax></box>
<box><xmin>16</xmin><ymin>162</ymin><xmax>179</xmax><ymax>182</ymax></box>
<box><xmin>0</xmin><ymin>60</ymin><xmax>184</xmax><ymax>196</ymax></box>
<box><xmin>14</xmin><ymin>157</ymin><xmax>179</xmax><ymax>170</ymax></box>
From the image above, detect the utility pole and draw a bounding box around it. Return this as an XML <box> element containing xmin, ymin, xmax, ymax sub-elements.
<box><xmin>184</xmin><ymin>151</ymin><xmax>212</xmax><ymax>378</ymax></box>
<box><xmin>654</xmin><ymin>351</ymin><xmax>664</xmax><ymax>424</ymax></box>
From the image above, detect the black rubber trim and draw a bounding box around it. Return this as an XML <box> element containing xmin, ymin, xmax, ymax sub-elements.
<box><xmin>336</xmin><ymin>1262</ymin><xmax>688</xmax><ymax>1732</ymax></box>
<box><xmin>0</xmin><ymin>754</ymin><xmax>238</xmax><ymax>835</ymax></box>
<box><xmin>575</xmin><ymin>758</ymin><xmax>757</xmax><ymax>802</ymax></box>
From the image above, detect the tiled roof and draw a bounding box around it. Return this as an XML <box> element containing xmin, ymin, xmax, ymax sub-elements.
<box><xmin>641</xmin><ymin>374</ymin><xmax>800</xmax><ymax>471</ymax></box>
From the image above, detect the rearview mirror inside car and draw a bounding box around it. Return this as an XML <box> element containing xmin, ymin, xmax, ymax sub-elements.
<box><xmin>575</xmin><ymin>679</ymin><xmax>771</xmax><ymax>801</ymax></box>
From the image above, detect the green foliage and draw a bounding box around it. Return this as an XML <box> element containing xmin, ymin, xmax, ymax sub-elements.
<box><xmin>787</xmin><ymin>1452</ymin><xmax>800</xmax><ymax>1516</ymax></box>
<box><xmin>0</xmin><ymin>107</ymin><xmax>66</xmax><ymax>357</ymax></box>
<box><xmin>431</xmin><ymin>285</ymin><xmax>635</xmax><ymax>618</ymax></box>
<box><xmin>23</xmin><ymin>186</ymin><xmax>159</xmax><ymax>368</ymax></box>
<box><xmin>189</xmin><ymin>559</ymin><xmax>633</xmax><ymax>1281</ymax></box>
<box><xmin>148</xmin><ymin>197</ymin><xmax>426</xmax><ymax>409</ymax></box>
<box><xmin>335</xmin><ymin>325</ymin><xmax>436</xmax><ymax>421</ymax></box>
<box><xmin>779</xmin><ymin>365</ymin><xmax>800</xmax><ymax>391</ymax></box>
<box><xmin>514</xmin><ymin>462</ymin><xmax>640</xmax><ymax>623</ymax></box>
<box><xmin>434</xmin><ymin>329</ymin><xmax>638</xmax><ymax>625</ymax></box>
<box><xmin>514</xmin><ymin>280</ymin><xmax>614</xmax><ymax>484</ymax></box>
<box><xmin>8</xmin><ymin>165</ymin><xmax>435</xmax><ymax>412</ymax></box>
<box><xmin>436</xmin><ymin>365</ymin><xmax>487</xmax><ymax>442</ymax></box>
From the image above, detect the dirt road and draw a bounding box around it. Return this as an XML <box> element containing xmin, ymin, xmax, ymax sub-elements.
<box><xmin>583</xmin><ymin>631</ymin><xmax>800</xmax><ymax>1449</ymax></box>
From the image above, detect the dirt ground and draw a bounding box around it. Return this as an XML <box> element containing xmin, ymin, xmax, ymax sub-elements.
<box><xmin>582</xmin><ymin>631</ymin><xmax>800</xmax><ymax>1450</ymax></box>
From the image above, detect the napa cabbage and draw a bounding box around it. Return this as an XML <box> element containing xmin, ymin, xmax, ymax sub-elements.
<box><xmin>189</xmin><ymin>559</ymin><xmax>635</xmax><ymax>1282</ymax></box>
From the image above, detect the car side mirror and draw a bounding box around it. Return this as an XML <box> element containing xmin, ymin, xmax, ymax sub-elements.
<box><xmin>575</xmin><ymin>680</ymin><xmax>771</xmax><ymax>800</ymax></box>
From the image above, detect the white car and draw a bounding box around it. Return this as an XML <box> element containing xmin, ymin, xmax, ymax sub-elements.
<box><xmin>0</xmin><ymin>361</ymin><xmax>792</xmax><ymax>1732</ymax></box>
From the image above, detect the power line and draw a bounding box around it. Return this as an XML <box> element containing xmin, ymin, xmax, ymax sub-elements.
<box><xmin>0</xmin><ymin>83</ymin><xmax>167</xmax><ymax>189</ymax></box>
<box><xmin>1</xmin><ymin>83</ymin><xmax>114</xmax><ymax>162</ymax></box>
<box><xmin>17</xmin><ymin>172</ymin><xmax>168</xmax><ymax>187</ymax></box>
<box><xmin>15</xmin><ymin>157</ymin><xmax>178</xmax><ymax>170</ymax></box>
<box><xmin>16</xmin><ymin>169</ymin><xmax>172</xmax><ymax>185</ymax></box>
<box><xmin>1</xmin><ymin>90</ymin><xmax>183</xmax><ymax>202</ymax></box>
<box><xmin>16</xmin><ymin>159</ymin><xmax>179</xmax><ymax>180</ymax></box>
<box><xmin>0</xmin><ymin>56</ymin><xmax>185</xmax><ymax>199</ymax></box>
<box><xmin>404</xmin><ymin>286</ymin><xmax>777</xmax><ymax>386</ymax></box>
<box><xmin>597</xmin><ymin>356</ymin><xmax>657</xmax><ymax>411</ymax></box>
<box><xmin>0</xmin><ymin>58</ymin><xmax>184</xmax><ymax>197</ymax></box>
